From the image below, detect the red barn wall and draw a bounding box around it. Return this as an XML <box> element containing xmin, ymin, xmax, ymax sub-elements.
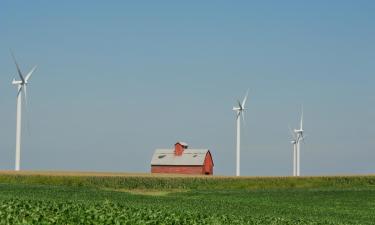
<box><xmin>151</xmin><ymin>166</ymin><xmax>204</xmax><ymax>175</ymax></box>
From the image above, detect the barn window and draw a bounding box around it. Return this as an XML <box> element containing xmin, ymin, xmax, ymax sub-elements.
<box><xmin>158</xmin><ymin>155</ymin><xmax>166</xmax><ymax>159</ymax></box>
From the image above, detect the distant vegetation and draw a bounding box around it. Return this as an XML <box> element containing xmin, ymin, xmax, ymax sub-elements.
<box><xmin>0</xmin><ymin>172</ymin><xmax>375</xmax><ymax>190</ymax></box>
<box><xmin>0</xmin><ymin>172</ymin><xmax>374</xmax><ymax>224</ymax></box>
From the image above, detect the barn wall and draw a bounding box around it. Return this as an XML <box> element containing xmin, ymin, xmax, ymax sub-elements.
<box><xmin>151</xmin><ymin>166</ymin><xmax>204</xmax><ymax>174</ymax></box>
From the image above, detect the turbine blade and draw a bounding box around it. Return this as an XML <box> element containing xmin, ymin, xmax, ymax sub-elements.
<box><xmin>288</xmin><ymin>125</ymin><xmax>295</xmax><ymax>139</ymax></box>
<box><xmin>17</xmin><ymin>85</ymin><xmax>22</xmax><ymax>97</ymax></box>
<box><xmin>296</xmin><ymin>133</ymin><xmax>305</xmax><ymax>144</ymax></box>
<box><xmin>237</xmin><ymin>100</ymin><xmax>242</xmax><ymax>109</ymax></box>
<box><xmin>22</xmin><ymin>85</ymin><xmax>31</xmax><ymax>136</ymax></box>
<box><xmin>11</xmin><ymin>51</ymin><xmax>25</xmax><ymax>83</ymax></box>
<box><xmin>23</xmin><ymin>84</ymin><xmax>28</xmax><ymax>107</ymax></box>
<box><xmin>300</xmin><ymin>106</ymin><xmax>304</xmax><ymax>130</ymax></box>
<box><xmin>25</xmin><ymin>65</ymin><xmax>37</xmax><ymax>82</ymax></box>
<box><xmin>242</xmin><ymin>90</ymin><xmax>249</xmax><ymax>109</ymax></box>
<box><xmin>236</xmin><ymin>111</ymin><xmax>241</xmax><ymax>120</ymax></box>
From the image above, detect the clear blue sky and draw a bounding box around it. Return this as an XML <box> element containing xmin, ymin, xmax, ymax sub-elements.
<box><xmin>0</xmin><ymin>1</ymin><xmax>374</xmax><ymax>175</ymax></box>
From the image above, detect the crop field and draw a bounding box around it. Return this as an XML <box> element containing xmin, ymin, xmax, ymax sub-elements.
<box><xmin>0</xmin><ymin>172</ymin><xmax>374</xmax><ymax>224</ymax></box>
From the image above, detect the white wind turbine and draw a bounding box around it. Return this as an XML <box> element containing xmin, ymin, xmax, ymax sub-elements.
<box><xmin>232</xmin><ymin>90</ymin><xmax>249</xmax><ymax>177</ymax></box>
<box><xmin>289</xmin><ymin>126</ymin><xmax>297</xmax><ymax>176</ymax></box>
<box><xmin>11</xmin><ymin>52</ymin><xmax>36</xmax><ymax>171</ymax></box>
<box><xmin>293</xmin><ymin>108</ymin><xmax>304</xmax><ymax>176</ymax></box>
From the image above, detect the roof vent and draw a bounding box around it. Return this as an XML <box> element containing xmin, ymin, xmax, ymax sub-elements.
<box><xmin>176</xmin><ymin>142</ymin><xmax>188</xmax><ymax>148</ymax></box>
<box><xmin>174</xmin><ymin>142</ymin><xmax>187</xmax><ymax>156</ymax></box>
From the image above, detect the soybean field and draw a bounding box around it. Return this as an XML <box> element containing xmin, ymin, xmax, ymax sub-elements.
<box><xmin>0</xmin><ymin>172</ymin><xmax>374</xmax><ymax>225</ymax></box>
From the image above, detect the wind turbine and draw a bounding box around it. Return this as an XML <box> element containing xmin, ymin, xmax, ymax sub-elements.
<box><xmin>293</xmin><ymin>108</ymin><xmax>304</xmax><ymax>176</ymax></box>
<box><xmin>289</xmin><ymin>126</ymin><xmax>297</xmax><ymax>176</ymax></box>
<box><xmin>232</xmin><ymin>90</ymin><xmax>248</xmax><ymax>177</ymax></box>
<box><xmin>11</xmin><ymin>52</ymin><xmax>36</xmax><ymax>171</ymax></box>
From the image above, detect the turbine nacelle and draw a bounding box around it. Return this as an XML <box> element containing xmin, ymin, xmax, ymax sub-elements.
<box><xmin>232</xmin><ymin>106</ymin><xmax>244</xmax><ymax>112</ymax></box>
<box><xmin>294</xmin><ymin>129</ymin><xmax>304</xmax><ymax>134</ymax></box>
<box><xmin>12</xmin><ymin>79</ymin><xmax>23</xmax><ymax>85</ymax></box>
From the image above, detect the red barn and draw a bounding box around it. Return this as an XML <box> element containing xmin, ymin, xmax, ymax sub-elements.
<box><xmin>151</xmin><ymin>142</ymin><xmax>214</xmax><ymax>175</ymax></box>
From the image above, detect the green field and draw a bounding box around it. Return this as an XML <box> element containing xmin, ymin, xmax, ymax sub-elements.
<box><xmin>0</xmin><ymin>172</ymin><xmax>374</xmax><ymax>224</ymax></box>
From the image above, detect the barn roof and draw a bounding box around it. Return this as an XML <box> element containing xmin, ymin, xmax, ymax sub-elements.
<box><xmin>151</xmin><ymin>149</ymin><xmax>210</xmax><ymax>166</ymax></box>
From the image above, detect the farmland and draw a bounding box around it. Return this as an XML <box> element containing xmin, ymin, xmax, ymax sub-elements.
<box><xmin>0</xmin><ymin>172</ymin><xmax>374</xmax><ymax>224</ymax></box>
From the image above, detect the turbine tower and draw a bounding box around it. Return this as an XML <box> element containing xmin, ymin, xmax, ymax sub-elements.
<box><xmin>293</xmin><ymin>108</ymin><xmax>304</xmax><ymax>176</ymax></box>
<box><xmin>289</xmin><ymin>126</ymin><xmax>298</xmax><ymax>176</ymax></box>
<box><xmin>11</xmin><ymin>52</ymin><xmax>36</xmax><ymax>171</ymax></box>
<box><xmin>232</xmin><ymin>90</ymin><xmax>248</xmax><ymax>177</ymax></box>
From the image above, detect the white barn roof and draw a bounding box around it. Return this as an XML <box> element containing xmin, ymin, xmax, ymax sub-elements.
<box><xmin>151</xmin><ymin>149</ymin><xmax>210</xmax><ymax>166</ymax></box>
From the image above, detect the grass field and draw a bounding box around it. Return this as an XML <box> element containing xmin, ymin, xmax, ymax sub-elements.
<box><xmin>0</xmin><ymin>171</ymin><xmax>374</xmax><ymax>224</ymax></box>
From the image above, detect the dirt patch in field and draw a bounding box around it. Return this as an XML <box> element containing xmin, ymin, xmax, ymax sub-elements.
<box><xmin>102</xmin><ymin>188</ymin><xmax>187</xmax><ymax>196</ymax></box>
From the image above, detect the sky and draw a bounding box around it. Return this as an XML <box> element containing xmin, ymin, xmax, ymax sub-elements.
<box><xmin>0</xmin><ymin>1</ymin><xmax>374</xmax><ymax>176</ymax></box>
